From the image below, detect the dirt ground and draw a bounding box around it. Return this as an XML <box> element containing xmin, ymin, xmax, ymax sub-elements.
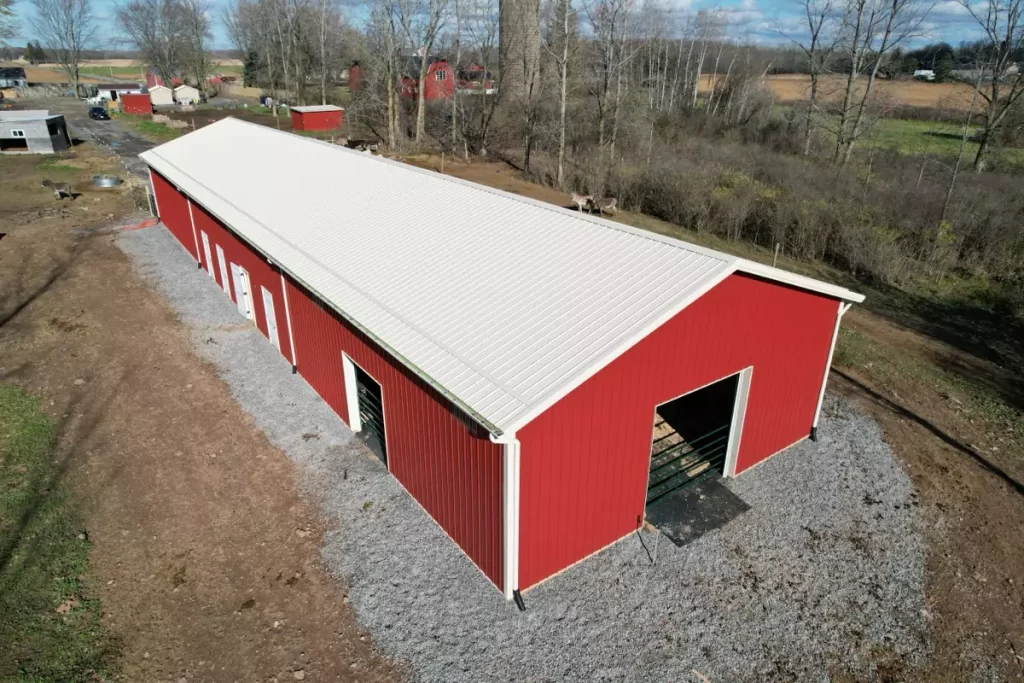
<box><xmin>0</xmin><ymin>149</ymin><xmax>400</xmax><ymax>680</ymax></box>
<box><xmin>404</xmin><ymin>153</ymin><xmax>1024</xmax><ymax>681</ymax></box>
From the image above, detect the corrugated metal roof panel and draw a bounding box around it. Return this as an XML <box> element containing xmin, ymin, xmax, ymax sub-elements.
<box><xmin>141</xmin><ymin>117</ymin><xmax>862</xmax><ymax>433</ymax></box>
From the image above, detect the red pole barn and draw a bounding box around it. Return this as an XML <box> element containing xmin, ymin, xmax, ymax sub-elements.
<box><xmin>142</xmin><ymin>118</ymin><xmax>864</xmax><ymax>603</ymax></box>
<box><xmin>290</xmin><ymin>105</ymin><xmax>344</xmax><ymax>131</ymax></box>
<box><xmin>120</xmin><ymin>92</ymin><xmax>152</xmax><ymax>115</ymax></box>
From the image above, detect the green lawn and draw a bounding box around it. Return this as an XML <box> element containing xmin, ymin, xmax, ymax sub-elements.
<box><xmin>821</xmin><ymin>114</ymin><xmax>1024</xmax><ymax>170</ymax></box>
<box><xmin>0</xmin><ymin>384</ymin><xmax>115</xmax><ymax>681</ymax></box>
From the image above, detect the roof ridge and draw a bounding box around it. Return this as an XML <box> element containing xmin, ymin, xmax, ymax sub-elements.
<box><xmin>217</xmin><ymin>117</ymin><xmax>741</xmax><ymax>265</ymax></box>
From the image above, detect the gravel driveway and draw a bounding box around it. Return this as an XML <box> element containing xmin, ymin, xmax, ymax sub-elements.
<box><xmin>118</xmin><ymin>225</ymin><xmax>931</xmax><ymax>682</ymax></box>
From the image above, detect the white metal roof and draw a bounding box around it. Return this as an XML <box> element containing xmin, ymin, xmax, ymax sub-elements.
<box><xmin>291</xmin><ymin>105</ymin><xmax>343</xmax><ymax>113</ymax></box>
<box><xmin>0</xmin><ymin>109</ymin><xmax>61</xmax><ymax>121</ymax></box>
<box><xmin>141</xmin><ymin>118</ymin><xmax>863</xmax><ymax>435</ymax></box>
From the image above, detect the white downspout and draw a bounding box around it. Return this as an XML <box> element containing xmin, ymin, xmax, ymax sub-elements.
<box><xmin>491</xmin><ymin>432</ymin><xmax>520</xmax><ymax>603</ymax></box>
<box><xmin>280</xmin><ymin>271</ymin><xmax>298</xmax><ymax>372</ymax></box>
<box><xmin>812</xmin><ymin>301</ymin><xmax>853</xmax><ymax>439</ymax></box>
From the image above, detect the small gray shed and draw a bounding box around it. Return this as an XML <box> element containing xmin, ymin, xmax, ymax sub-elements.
<box><xmin>0</xmin><ymin>110</ymin><xmax>71</xmax><ymax>154</ymax></box>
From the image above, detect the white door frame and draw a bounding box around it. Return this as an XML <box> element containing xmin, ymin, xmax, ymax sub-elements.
<box><xmin>261</xmin><ymin>285</ymin><xmax>281</xmax><ymax>351</ymax></box>
<box><xmin>643</xmin><ymin>365</ymin><xmax>754</xmax><ymax>515</ymax></box>
<box><xmin>341</xmin><ymin>353</ymin><xmax>391</xmax><ymax>473</ymax></box>
<box><xmin>230</xmin><ymin>263</ymin><xmax>253</xmax><ymax>320</ymax></box>
<box><xmin>216</xmin><ymin>245</ymin><xmax>230</xmax><ymax>295</ymax></box>
<box><xmin>199</xmin><ymin>230</ymin><xmax>214</xmax><ymax>279</ymax></box>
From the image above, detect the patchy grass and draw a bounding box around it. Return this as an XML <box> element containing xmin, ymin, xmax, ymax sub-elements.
<box><xmin>0</xmin><ymin>143</ymin><xmax>126</xmax><ymax>218</ymax></box>
<box><xmin>0</xmin><ymin>384</ymin><xmax>116</xmax><ymax>681</ymax></box>
<box><xmin>834</xmin><ymin>325</ymin><xmax>1024</xmax><ymax>452</ymax></box>
<box><xmin>112</xmin><ymin>112</ymin><xmax>184</xmax><ymax>142</ymax></box>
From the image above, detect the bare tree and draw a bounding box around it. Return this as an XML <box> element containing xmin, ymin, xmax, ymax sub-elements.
<box><xmin>543</xmin><ymin>0</ymin><xmax>579</xmax><ymax>186</ymax></box>
<box><xmin>180</xmin><ymin>0</ymin><xmax>211</xmax><ymax>89</ymax></box>
<box><xmin>117</xmin><ymin>0</ymin><xmax>189</xmax><ymax>85</ymax></box>
<box><xmin>398</xmin><ymin>0</ymin><xmax>449</xmax><ymax>143</ymax></box>
<box><xmin>833</xmin><ymin>0</ymin><xmax>929</xmax><ymax>165</ymax></box>
<box><xmin>958</xmin><ymin>0</ymin><xmax>1024</xmax><ymax>170</ymax></box>
<box><xmin>33</xmin><ymin>0</ymin><xmax>95</xmax><ymax>97</ymax></box>
<box><xmin>776</xmin><ymin>0</ymin><xmax>844</xmax><ymax>155</ymax></box>
<box><xmin>0</xmin><ymin>0</ymin><xmax>16</xmax><ymax>44</ymax></box>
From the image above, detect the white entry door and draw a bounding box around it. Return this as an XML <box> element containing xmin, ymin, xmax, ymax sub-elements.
<box><xmin>200</xmin><ymin>231</ymin><xmax>214</xmax><ymax>279</ymax></box>
<box><xmin>230</xmin><ymin>263</ymin><xmax>253</xmax><ymax>320</ymax></box>
<box><xmin>261</xmin><ymin>286</ymin><xmax>281</xmax><ymax>350</ymax></box>
<box><xmin>216</xmin><ymin>245</ymin><xmax>230</xmax><ymax>295</ymax></box>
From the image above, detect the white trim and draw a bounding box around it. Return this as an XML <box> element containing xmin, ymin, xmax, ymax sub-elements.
<box><xmin>737</xmin><ymin>260</ymin><xmax>865</xmax><ymax>304</ymax></box>
<box><xmin>216</xmin><ymin>244</ymin><xmax>230</xmax><ymax>295</ymax></box>
<box><xmin>501</xmin><ymin>265</ymin><xmax>738</xmax><ymax>435</ymax></box>
<box><xmin>261</xmin><ymin>285</ymin><xmax>282</xmax><ymax>351</ymax></box>
<box><xmin>148</xmin><ymin>168</ymin><xmax>162</xmax><ymax>219</ymax></box>
<box><xmin>640</xmin><ymin>368</ymin><xmax>750</xmax><ymax>519</ymax></box>
<box><xmin>280</xmin><ymin>272</ymin><xmax>298</xmax><ymax>368</ymax></box>
<box><xmin>342</xmin><ymin>353</ymin><xmax>391</xmax><ymax>472</ymax></box>
<box><xmin>723</xmin><ymin>367</ymin><xmax>753</xmax><ymax>478</ymax></box>
<box><xmin>199</xmin><ymin>230</ymin><xmax>213</xmax><ymax>278</ymax></box>
<box><xmin>342</xmin><ymin>353</ymin><xmax>361</xmax><ymax>433</ymax></box>
<box><xmin>186</xmin><ymin>198</ymin><xmax>201</xmax><ymax>265</ymax></box>
<box><xmin>812</xmin><ymin>301</ymin><xmax>853</xmax><ymax>430</ymax></box>
<box><xmin>496</xmin><ymin>435</ymin><xmax>521</xmax><ymax>601</ymax></box>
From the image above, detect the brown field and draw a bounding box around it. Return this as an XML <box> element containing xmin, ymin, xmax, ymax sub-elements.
<box><xmin>693</xmin><ymin>72</ymin><xmax>977</xmax><ymax>111</ymax></box>
<box><xmin>0</xmin><ymin>63</ymin><xmax>105</xmax><ymax>84</ymax></box>
<box><xmin>764</xmin><ymin>73</ymin><xmax>977</xmax><ymax>110</ymax></box>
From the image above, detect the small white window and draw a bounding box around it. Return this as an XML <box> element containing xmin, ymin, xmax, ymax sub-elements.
<box><xmin>435</xmin><ymin>70</ymin><xmax>447</xmax><ymax>81</ymax></box>
<box><xmin>11</xmin><ymin>129</ymin><xmax>25</xmax><ymax>137</ymax></box>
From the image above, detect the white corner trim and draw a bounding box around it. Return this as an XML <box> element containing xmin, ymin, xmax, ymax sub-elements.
<box><xmin>813</xmin><ymin>301</ymin><xmax>853</xmax><ymax>430</ymax></box>
<box><xmin>341</xmin><ymin>353</ymin><xmax>361</xmax><ymax>433</ymax></box>
<box><xmin>723</xmin><ymin>366</ymin><xmax>753</xmax><ymax>478</ymax></box>
<box><xmin>280</xmin><ymin>272</ymin><xmax>298</xmax><ymax>368</ymax></box>
<box><xmin>493</xmin><ymin>433</ymin><xmax>520</xmax><ymax>601</ymax></box>
<box><xmin>186</xmin><ymin>198</ymin><xmax>201</xmax><ymax>265</ymax></box>
<box><xmin>147</xmin><ymin>167</ymin><xmax>162</xmax><ymax>219</ymax></box>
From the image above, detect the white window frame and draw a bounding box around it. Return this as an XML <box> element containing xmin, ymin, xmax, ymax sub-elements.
<box><xmin>435</xmin><ymin>70</ymin><xmax>447</xmax><ymax>81</ymax></box>
<box><xmin>10</xmin><ymin>129</ymin><xmax>25</xmax><ymax>137</ymax></box>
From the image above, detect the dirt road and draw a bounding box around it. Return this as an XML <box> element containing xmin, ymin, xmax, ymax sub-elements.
<box><xmin>0</xmin><ymin>164</ymin><xmax>399</xmax><ymax>680</ymax></box>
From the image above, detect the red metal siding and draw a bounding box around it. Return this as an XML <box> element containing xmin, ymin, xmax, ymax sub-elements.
<box><xmin>285</xmin><ymin>279</ymin><xmax>504</xmax><ymax>588</ymax></box>
<box><xmin>148</xmin><ymin>165</ymin><xmax>502</xmax><ymax>590</ymax></box>
<box><xmin>517</xmin><ymin>274</ymin><xmax>840</xmax><ymax>590</ymax></box>
<box><xmin>151</xmin><ymin>170</ymin><xmax>198</xmax><ymax>261</ymax></box>
<box><xmin>121</xmin><ymin>93</ymin><xmax>151</xmax><ymax>115</ymax></box>
<box><xmin>291</xmin><ymin>109</ymin><xmax>344</xmax><ymax>131</ymax></box>
<box><xmin>188</xmin><ymin>202</ymin><xmax>294</xmax><ymax>365</ymax></box>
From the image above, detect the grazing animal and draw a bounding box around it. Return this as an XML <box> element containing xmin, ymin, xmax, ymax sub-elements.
<box><xmin>41</xmin><ymin>179</ymin><xmax>74</xmax><ymax>200</ymax></box>
<box><xmin>571</xmin><ymin>192</ymin><xmax>593</xmax><ymax>213</ymax></box>
<box><xmin>592</xmin><ymin>197</ymin><xmax>617</xmax><ymax>216</ymax></box>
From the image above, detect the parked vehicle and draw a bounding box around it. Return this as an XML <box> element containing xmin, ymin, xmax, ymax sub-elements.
<box><xmin>88</xmin><ymin>106</ymin><xmax>110</xmax><ymax>120</ymax></box>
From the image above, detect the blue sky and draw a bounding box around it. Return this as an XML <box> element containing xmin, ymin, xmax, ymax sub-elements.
<box><xmin>7</xmin><ymin>0</ymin><xmax>986</xmax><ymax>52</ymax></box>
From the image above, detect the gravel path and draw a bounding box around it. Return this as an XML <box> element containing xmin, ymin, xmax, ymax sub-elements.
<box><xmin>118</xmin><ymin>225</ymin><xmax>932</xmax><ymax>682</ymax></box>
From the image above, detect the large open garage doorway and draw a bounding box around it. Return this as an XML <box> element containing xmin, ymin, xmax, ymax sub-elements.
<box><xmin>644</xmin><ymin>369</ymin><xmax>752</xmax><ymax>545</ymax></box>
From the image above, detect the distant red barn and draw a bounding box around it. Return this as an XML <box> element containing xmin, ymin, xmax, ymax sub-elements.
<box><xmin>290</xmin><ymin>105</ymin><xmax>344</xmax><ymax>131</ymax></box>
<box><xmin>142</xmin><ymin>119</ymin><xmax>864</xmax><ymax>605</ymax></box>
<box><xmin>120</xmin><ymin>92</ymin><xmax>152</xmax><ymax>115</ymax></box>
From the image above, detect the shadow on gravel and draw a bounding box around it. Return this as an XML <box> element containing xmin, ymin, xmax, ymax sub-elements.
<box><xmin>834</xmin><ymin>368</ymin><xmax>1024</xmax><ymax>497</ymax></box>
